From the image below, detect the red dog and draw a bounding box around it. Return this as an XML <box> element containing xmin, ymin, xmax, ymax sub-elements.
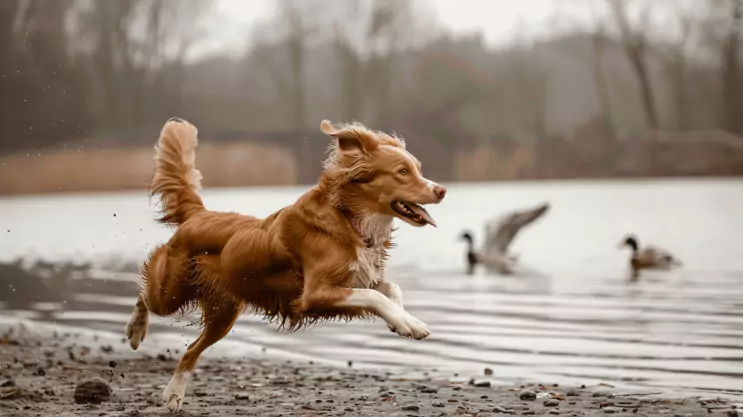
<box><xmin>125</xmin><ymin>118</ymin><xmax>446</xmax><ymax>412</ymax></box>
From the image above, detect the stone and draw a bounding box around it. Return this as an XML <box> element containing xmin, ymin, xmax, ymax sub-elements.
<box><xmin>74</xmin><ymin>379</ymin><xmax>112</xmax><ymax>404</ymax></box>
<box><xmin>519</xmin><ymin>390</ymin><xmax>537</xmax><ymax>401</ymax></box>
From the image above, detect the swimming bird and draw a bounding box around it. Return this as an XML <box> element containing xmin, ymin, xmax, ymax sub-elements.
<box><xmin>460</xmin><ymin>202</ymin><xmax>550</xmax><ymax>275</ymax></box>
<box><xmin>619</xmin><ymin>235</ymin><xmax>681</xmax><ymax>279</ymax></box>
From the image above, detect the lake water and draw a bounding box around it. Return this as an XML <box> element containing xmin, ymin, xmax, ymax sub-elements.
<box><xmin>1</xmin><ymin>179</ymin><xmax>742</xmax><ymax>400</ymax></box>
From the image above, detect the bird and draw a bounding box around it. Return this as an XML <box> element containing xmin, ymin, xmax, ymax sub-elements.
<box><xmin>619</xmin><ymin>235</ymin><xmax>681</xmax><ymax>279</ymax></box>
<box><xmin>460</xmin><ymin>202</ymin><xmax>550</xmax><ymax>275</ymax></box>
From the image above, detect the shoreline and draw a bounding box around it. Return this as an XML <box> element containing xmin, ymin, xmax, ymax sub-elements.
<box><xmin>0</xmin><ymin>322</ymin><xmax>739</xmax><ymax>416</ymax></box>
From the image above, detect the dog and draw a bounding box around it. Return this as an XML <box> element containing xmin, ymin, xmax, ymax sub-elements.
<box><xmin>124</xmin><ymin>118</ymin><xmax>447</xmax><ymax>412</ymax></box>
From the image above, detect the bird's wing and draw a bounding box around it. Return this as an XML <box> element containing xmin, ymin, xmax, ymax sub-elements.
<box><xmin>643</xmin><ymin>245</ymin><xmax>681</xmax><ymax>266</ymax></box>
<box><xmin>485</xmin><ymin>203</ymin><xmax>550</xmax><ymax>255</ymax></box>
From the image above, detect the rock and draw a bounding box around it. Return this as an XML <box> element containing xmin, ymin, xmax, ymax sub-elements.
<box><xmin>484</xmin><ymin>367</ymin><xmax>493</xmax><ymax>376</ymax></box>
<box><xmin>566</xmin><ymin>389</ymin><xmax>581</xmax><ymax>397</ymax></box>
<box><xmin>474</xmin><ymin>380</ymin><xmax>491</xmax><ymax>388</ymax></box>
<box><xmin>34</xmin><ymin>367</ymin><xmax>45</xmax><ymax>376</ymax></box>
<box><xmin>74</xmin><ymin>379</ymin><xmax>112</xmax><ymax>404</ymax></box>
<box><xmin>603</xmin><ymin>407</ymin><xmax>620</xmax><ymax>414</ymax></box>
<box><xmin>544</xmin><ymin>399</ymin><xmax>559</xmax><ymax>407</ymax></box>
<box><xmin>108</xmin><ymin>360</ymin><xmax>117</xmax><ymax>368</ymax></box>
<box><xmin>402</xmin><ymin>405</ymin><xmax>420</xmax><ymax>412</ymax></box>
<box><xmin>432</xmin><ymin>403</ymin><xmax>445</xmax><ymax>408</ymax></box>
<box><xmin>519</xmin><ymin>390</ymin><xmax>537</xmax><ymax>401</ymax></box>
<box><xmin>492</xmin><ymin>405</ymin><xmax>510</xmax><ymax>413</ymax></box>
<box><xmin>235</xmin><ymin>394</ymin><xmax>250</xmax><ymax>400</ymax></box>
<box><xmin>593</xmin><ymin>390</ymin><xmax>613</xmax><ymax>398</ymax></box>
<box><xmin>420</xmin><ymin>387</ymin><xmax>438</xmax><ymax>394</ymax></box>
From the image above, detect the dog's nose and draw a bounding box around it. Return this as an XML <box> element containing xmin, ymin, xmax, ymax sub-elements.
<box><xmin>433</xmin><ymin>185</ymin><xmax>447</xmax><ymax>201</ymax></box>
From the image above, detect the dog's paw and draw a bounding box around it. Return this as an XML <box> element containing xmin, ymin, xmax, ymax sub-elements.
<box><xmin>125</xmin><ymin>308</ymin><xmax>148</xmax><ymax>351</ymax></box>
<box><xmin>162</xmin><ymin>374</ymin><xmax>188</xmax><ymax>413</ymax></box>
<box><xmin>391</xmin><ymin>312</ymin><xmax>430</xmax><ymax>340</ymax></box>
<box><xmin>164</xmin><ymin>393</ymin><xmax>182</xmax><ymax>413</ymax></box>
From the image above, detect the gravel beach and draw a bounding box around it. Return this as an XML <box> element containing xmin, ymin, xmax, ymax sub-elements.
<box><xmin>0</xmin><ymin>323</ymin><xmax>739</xmax><ymax>417</ymax></box>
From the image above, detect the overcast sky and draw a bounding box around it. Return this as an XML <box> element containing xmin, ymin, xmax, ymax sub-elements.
<box><xmin>195</xmin><ymin>0</ymin><xmax>705</xmax><ymax>58</ymax></box>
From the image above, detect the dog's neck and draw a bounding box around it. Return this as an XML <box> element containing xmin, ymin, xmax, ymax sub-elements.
<box><xmin>340</xmin><ymin>207</ymin><xmax>393</xmax><ymax>248</ymax></box>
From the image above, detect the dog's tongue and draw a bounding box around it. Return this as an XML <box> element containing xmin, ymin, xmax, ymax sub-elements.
<box><xmin>412</xmin><ymin>204</ymin><xmax>436</xmax><ymax>227</ymax></box>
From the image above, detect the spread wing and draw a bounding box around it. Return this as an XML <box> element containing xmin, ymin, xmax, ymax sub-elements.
<box><xmin>483</xmin><ymin>202</ymin><xmax>550</xmax><ymax>256</ymax></box>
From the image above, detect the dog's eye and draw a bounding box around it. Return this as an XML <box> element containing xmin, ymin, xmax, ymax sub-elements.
<box><xmin>398</xmin><ymin>168</ymin><xmax>408</xmax><ymax>176</ymax></box>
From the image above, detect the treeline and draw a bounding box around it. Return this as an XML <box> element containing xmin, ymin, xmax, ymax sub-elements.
<box><xmin>2</xmin><ymin>0</ymin><xmax>743</xmax><ymax>179</ymax></box>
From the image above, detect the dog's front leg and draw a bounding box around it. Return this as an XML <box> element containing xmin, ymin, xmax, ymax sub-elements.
<box><xmin>300</xmin><ymin>287</ymin><xmax>430</xmax><ymax>340</ymax></box>
<box><xmin>299</xmin><ymin>241</ymin><xmax>429</xmax><ymax>339</ymax></box>
<box><xmin>373</xmin><ymin>281</ymin><xmax>408</xmax><ymax>334</ymax></box>
<box><xmin>374</xmin><ymin>281</ymin><xmax>404</xmax><ymax>309</ymax></box>
<box><xmin>341</xmin><ymin>288</ymin><xmax>429</xmax><ymax>340</ymax></box>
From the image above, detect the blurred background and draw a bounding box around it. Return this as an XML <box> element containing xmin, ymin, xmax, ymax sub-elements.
<box><xmin>3</xmin><ymin>0</ymin><xmax>743</xmax><ymax>193</ymax></box>
<box><xmin>2</xmin><ymin>0</ymin><xmax>743</xmax><ymax>402</ymax></box>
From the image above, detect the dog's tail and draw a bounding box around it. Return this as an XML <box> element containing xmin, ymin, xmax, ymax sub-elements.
<box><xmin>151</xmin><ymin>118</ymin><xmax>205</xmax><ymax>226</ymax></box>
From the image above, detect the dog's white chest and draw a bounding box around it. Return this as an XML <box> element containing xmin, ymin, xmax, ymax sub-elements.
<box><xmin>349</xmin><ymin>247</ymin><xmax>384</xmax><ymax>288</ymax></box>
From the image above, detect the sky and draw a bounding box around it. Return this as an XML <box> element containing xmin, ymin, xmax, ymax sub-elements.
<box><xmin>199</xmin><ymin>0</ymin><xmax>704</xmax><ymax>58</ymax></box>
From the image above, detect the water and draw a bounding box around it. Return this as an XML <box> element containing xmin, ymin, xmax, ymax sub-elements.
<box><xmin>1</xmin><ymin>179</ymin><xmax>742</xmax><ymax>400</ymax></box>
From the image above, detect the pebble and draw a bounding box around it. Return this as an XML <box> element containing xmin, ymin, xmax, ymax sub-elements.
<box><xmin>544</xmin><ymin>399</ymin><xmax>560</xmax><ymax>407</ymax></box>
<box><xmin>566</xmin><ymin>389</ymin><xmax>581</xmax><ymax>397</ymax></box>
<box><xmin>235</xmin><ymin>394</ymin><xmax>250</xmax><ymax>400</ymax></box>
<box><xmin>492</xmin><ymin>405</ymin><xmax>509</xmax><ymax>413</ymax></box>
<box><xmin>402</xmin><ymin>405</ymin><xmax>420</xmax><ymax>411</ymax></box>
<box><xmin>74</xmin><ymin>379</ymin><xmax>112</xmax><ymax>404</ymax></box>
<box><xmin>593</xmin><ymin>390</ymin><xmax>613</xmax><ymax>398</ymax></box>
<box><xmin>484</xmin><ymin>367</ymin><xmax>493</xmax><ymax>376</ymax></box>
<box><xmin>420</xmin><ymin>387</ymin><xmax>438</xmax><ymax>394</ymax></box>
<box><xmin>108</xmin><ymin>360</ymin><xmax>117</xmax><ymax>368</ymax></box>
<box><xmin>603</xmin><ymin>407</ymin><xmax>620</xmax><ymax>414</ymax></box>
<box><xmin>519</xmin><ymin>390</ymin><xmax>537</xmax><ymax>401</ymax></box>
<box><xmin>474</xmin><ymin>380</ymin><xmax>491</xmax><ymax>388</ymax></box>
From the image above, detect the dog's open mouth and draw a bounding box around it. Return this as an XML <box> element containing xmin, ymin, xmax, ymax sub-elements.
<box><xmin>392</xmin><ymin>200</ymin><xmax>436</xmax><ymax>227</ymax></box>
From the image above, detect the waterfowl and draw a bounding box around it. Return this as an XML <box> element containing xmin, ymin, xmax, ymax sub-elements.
<box><xmin>460</xmin><ymin>202</ymin><xmax>550</xmax><ymax>275</ymax></box>
<box><xmin>619</xmin><ymin>235</ymin><xmax>681</xmax><ymax>278</ymax></box>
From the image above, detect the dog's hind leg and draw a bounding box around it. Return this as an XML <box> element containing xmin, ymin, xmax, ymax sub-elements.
<box><xmin>163</xmin><ymin>254</ymin><xmax>243</xmax><ymax>413</ymax></box>
<box><xmin>126</xmin><ymin>244</ymin><xmax>196</xmax><ymax>351</ymax></box>
<box><xmin>125</xmin><ymin>295</ymin><xmax>149</xmax><ymax>350</ymax></box>
<box><xmin>163</xmin><ymin>297</ymin><xmax>242</xmax><ymax>412</ymax></box>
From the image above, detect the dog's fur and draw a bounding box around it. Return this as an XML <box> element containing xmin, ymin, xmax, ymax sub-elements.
<box><xmin>124</xmin><ymin>118</ymin><xmax>446</xmax><ymax>412</ymax></box>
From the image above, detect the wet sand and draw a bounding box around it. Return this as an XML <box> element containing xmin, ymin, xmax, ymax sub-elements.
<box><xmin>0</xmin><ymin>323</ymin><xmax>739</xmax><ymax>416</ymax></box>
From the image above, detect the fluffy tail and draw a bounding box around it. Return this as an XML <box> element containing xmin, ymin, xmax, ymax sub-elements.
<box><xmin>151</xmin><ymin>117</ymin><xmax>205</xmax><ymax>226</ymax></box>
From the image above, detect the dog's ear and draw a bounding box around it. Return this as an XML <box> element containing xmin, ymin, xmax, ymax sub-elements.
<box><xmin>320</xmin><ymin>120</ymin><xmax>378</xmax><ymax>156</ymax></box>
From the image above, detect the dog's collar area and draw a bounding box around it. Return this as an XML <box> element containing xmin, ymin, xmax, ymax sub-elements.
<box><xmin>339</xmin><ymin>207</ymin><xmax>374</xmax><ymax>248</ymax></box>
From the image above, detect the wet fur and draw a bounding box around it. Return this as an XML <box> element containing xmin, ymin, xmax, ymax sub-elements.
<box><xmin>126</xmin><ymin>118</ymin><xmax>445</xmax><ymax>412</ymax></box>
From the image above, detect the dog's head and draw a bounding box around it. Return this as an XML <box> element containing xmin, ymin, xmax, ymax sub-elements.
<box><xmin>320</xmin><ymin>120</ymin><xmax>446</xmax><ymax>227</ymax></box>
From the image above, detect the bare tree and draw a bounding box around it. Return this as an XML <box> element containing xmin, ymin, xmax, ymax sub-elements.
<box><xmin>656</xmin><ymin>9</ymin><xmax>694</xmax><ymax>131</ymax></box>
<box><xmin>607</xmin><ymin>0</ymin><xmax>659</xmax><ymax>130</ymax></box>
<box><xmin>326</xmin><ymin>0</ymin><xmax>426</xmax><ymax>125</ymax></box>
<box><xmin>722</xmin><ymin>0</ymin><xmax>743</xmax><ymax>134</ymax></box>
<box><xmin>590</xmin><ymin>20</ymin><xmax>614</xmax><ymax>133</ymax></box>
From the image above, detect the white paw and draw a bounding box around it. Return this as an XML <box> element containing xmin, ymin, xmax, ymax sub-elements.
<box><xmin>162</xmin><ymin>373</ymin><xmax>188</xmax><ymax>413</ymax></box>
<box><xmin>390</xmin><ymin>312</ymin><xmax>430</xmax><ymax>340</ymax></box>
<box><xmin>125</xmin><ymin>308</ymin><xmax>148</xmax><ymax>351</ymax></box>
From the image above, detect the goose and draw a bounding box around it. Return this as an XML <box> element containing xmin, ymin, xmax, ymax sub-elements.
<box><xmin>460</xmin><ymin>202</ymin><xmax>550</xmax><ymax>275</ymax></box>
<box><xmin>619</xmin><ymin>235</ymin><xmax>681</xmax><ymax>278</ymax></box>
